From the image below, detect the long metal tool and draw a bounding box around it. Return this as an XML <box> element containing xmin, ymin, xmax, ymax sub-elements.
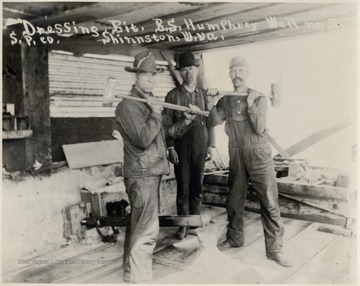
<box><xmin>107</xmin><ymin>78</ymin><xmax>210</xmax><ymax>116</ymax></box>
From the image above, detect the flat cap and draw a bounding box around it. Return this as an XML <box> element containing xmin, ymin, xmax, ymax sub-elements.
<box><xmin>229</xmin><ymin>56</ymin><xmax>248</xmax><ymax>70</ymax></box>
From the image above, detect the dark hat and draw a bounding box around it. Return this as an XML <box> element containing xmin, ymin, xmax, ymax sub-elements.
<box><xmin>176</xmin><ymin>52</ymin><xmax>199</xmax><ymax>70</ymax></box>
<box><xmin>125</xmin><ymin>51</ymin><xmax>164</xmax><ymax>73</ymax></box>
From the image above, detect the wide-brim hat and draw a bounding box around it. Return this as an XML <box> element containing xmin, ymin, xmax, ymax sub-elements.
<box><xmin>125</xmin><ymin>51</ymin><xmax>164</xmax><ymax>73</ymax></box>
<box><xmin>176</xmin><ymin>51</ymin><xmax>199</xmax><ymax>70</ymax></box>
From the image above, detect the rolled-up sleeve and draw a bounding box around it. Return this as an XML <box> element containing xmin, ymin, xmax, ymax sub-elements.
<box><xmin>209</xmin><ymin>97</ymin><xmax>226</xmax><ymax>127</ymax></box>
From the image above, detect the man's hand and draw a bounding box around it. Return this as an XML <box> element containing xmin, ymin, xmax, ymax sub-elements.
<box><xmin>206</xmin><ymin>88</ymin><xmax>219</xmax><ymax>110</ymax></box>
<box><xmin>206</xmin><ymin>88</ymin><xmax>219</xmax><ymax>97</ymax></box>
<box><xmin>183</xmin><ymin>104</ymin><xmax>200</xmax><ymax>124</ymax></box>
<box><xmin>168</xmin><ymin>148</ymin><xmax>179</xmax><ymax>165</ymax></box>
<box><xmin>247</xmin><ymin>90</ymin><xmax>262</xmax><ymax>107</ymax></box>
<box><xmin>147</xmin><ymin>96</ymin><xmax>163</xmax><ymax>114</ymax></box>
<box><xmin>207</xmin><ymin>146</ymin><xmax>216</xmax><ymax>161</ymax></box>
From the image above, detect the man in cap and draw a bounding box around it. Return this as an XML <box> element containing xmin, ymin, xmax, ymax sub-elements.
<box><xmin>163</xmin><ymin>51</ymin><xmax>216</xmax><ymax>240</ymax></box>
<box><xmin>208</xmin><ymin>56</ymin><xmax>292</xmax><ymax>267</ymax></box>
<box><xmin>115</xmin><ymin>50</ymin><xmax>170</xmax><ymax>283</ymax></box>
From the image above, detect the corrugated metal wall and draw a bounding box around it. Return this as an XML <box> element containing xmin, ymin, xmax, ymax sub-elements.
<box><xmin>49</xmin><ymin>51</ymin><xmax>176</xmax><ymax>117</ymax></box>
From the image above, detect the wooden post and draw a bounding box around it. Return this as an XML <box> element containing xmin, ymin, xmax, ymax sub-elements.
<box><xmin>21</xmin><ymin>43</ymin><xmax>52</xmax><ymax>170</ymax></box>
<box><xmin>195</xmin><ymin>53</ymin><xmax>208</xmax><ymax>90</ymax></box>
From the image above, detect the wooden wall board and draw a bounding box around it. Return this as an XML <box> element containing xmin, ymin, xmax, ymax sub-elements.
<box><xmin>51</xmin><ymin>117</ymin><xmax>115</xmax><ymax>162</ymax></box>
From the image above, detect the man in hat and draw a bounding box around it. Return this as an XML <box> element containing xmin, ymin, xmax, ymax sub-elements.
<box><xmin>163</xmin><ymin>52</ymin><xmax>216</xmax><ymax>240</ymax></box>
<box><xmin>207</xmin><ymin>56</ymin><xmax>292</xmax><ymax>267</ymax></box>
<box><xmin>115</xmin><ymin>50</ymin><xmax>170</xmax><ymax>283</ymax></box>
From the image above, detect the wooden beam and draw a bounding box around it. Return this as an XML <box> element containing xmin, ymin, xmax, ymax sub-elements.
<box><xmin>284</xmin><ymin>121</ymin><xmax>354</xmax><ymax>157</ymax></box>
<box><xmin>83</xmin><ymin>214</ymin><xmax>212</xmax><ymax>228</ymax></box>
<box><xmin>147</xmin><ymin>2</ymin><xmax>334</xmax><ymax>50</ymax></box>
<box><xmin>202</xmin><ymin>190</ymin><xmax>348</xmax><ymax>227</ymax></box>
<box><xmin>276</xmin><ymin>179</ymin><xmax>351</xmax><ymax>201</ymax></box>
<box><xmin>160</xmin><ymin>50</ymin><xmax>182</xmax><ymax>85</ymax></box>
<box><xmin>2</xmin><ymin>130</ymin><xmax>33</xmax><ymax>140</ymax></box>
<box><xmin>21</xmin><ymin>43</ymin><xmax>52</xmax><ymax>170</ymax></box>
<box><xmin>266</xmin><ymin>133</ymin><xmax>290</xmax><ymax>158</ymax></box>
<box><xmin>28</xmin><ymin>2</ymin><xmax>149</xmax><ymax>27</ymax></box>
<box><xmin>150</xmin><ymin>2</ymin><xmax>350</xmax><ymax>51</ymax></box>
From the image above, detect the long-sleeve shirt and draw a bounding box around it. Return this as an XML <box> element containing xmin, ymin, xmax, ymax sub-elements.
<box><xmin>115</xmin><ymin>84</ymin><xmax>169</xmax><ymax>178</ymax></box>
<box><xmin>163</xmin><ymin>85</ymin><xmax>215</xmax><ymax>149</ymax></box>
<box><xmin>210</xmin><ymin>88</ymin><xmax>268</xmax><ymax>147</ymax></box>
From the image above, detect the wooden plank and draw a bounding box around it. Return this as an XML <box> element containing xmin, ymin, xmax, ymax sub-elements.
<box><xmin>246</xmin><ymin>194</ymin><xmax>348</xmax><ymax>227</ymax></box>
<box><xmin>68</xmin><ymin>204</ymin><xmax>87</xmax><ymax>240</ymax></box>
<box><xmin>80</xmin><ymin>227</ymin><xmax>177</xmax><ymax>283</ymax></box>
<box><xmin>285</xmin><ymin>121</ymin><xmax>355</xmax><ymax>157</ymax></box>
<box><xmin>203</xmin><ymin>174</ymin><xmax>228</xmax><ymax>186</ymax></box>
<box><xmin>29</xmin><ymin>2</ymin><xmax>150</xmax><ymax>27</ymax></box>
<box><xmin>62</xmin><ymin>140</ymin><xmax>123</xmax><ymax>169</ymax></box>
<box><xmin>164</xmin><ymin>2</ymin><xmax>353</xmax><ymax>52</ymax></box>
<box><xmin>230</xmin><ymin>222</ymin><xmax>337</xmax><ymax>284</ymax></box>
<box><xmin>5</xmin><ymin>241</ymin><xmax>122</xmax><ymax>283</ymax></box>
<box><xmin>53</xmin><ymin>243</ymin><xmax>123</xmax><ymax>283</ymax></box>
<box><xmin>2</xmin><ymin>130</ymin><xmax>33</xmax><ymax>140</ymax></box>
<box><xmin>203</xmin><ymin>188</ymin><xmax>348</xmax><ymax>226</ymax></box>
<box><xmin>218</xmin><ymin>214</ymin><xmax>263</xmax><ymax>255</ymax></box>
<box><xmin>2</xmin><ymin>242</ymin><xmax>104</xmax><ymax>282</ymax></box>
<box><xmin>85</xmin><ymin>215</ymin><xmax>212</xmax><ymax>228</ymax></box>
<box><xmin>153</xmin><ymin>2</ymin><xmax>349</xmax><ymax>50</ymax></box>
<box><xmin>154</xmin><ymin>217</ymin><xmax>310</xmax><ymax>284</ymax></box>
<box><xmin>203</xmin><ymin>183</ymin><xmax>229</xmax><ymax>195</ymax></box>
<box><xmin>266</xmin><ymin>133</ymin><xmax>290</xmax><ymax>158</ymax></box>
<box><xmin>277</xmin><ymin>179</ymin><xmax>350</xmax><ymax>200</ymax></box>
<box><xmin>110</xmin><ymin>2</ymin><xmax>267</xmax><ymax>38</ymax></box>
<box><xmin>284</xmin><ymin>234</ymin><xmax>355</xmax><ymax>283</ymax></box>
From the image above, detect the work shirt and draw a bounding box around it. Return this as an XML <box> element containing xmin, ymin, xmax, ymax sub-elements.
<box><xmin>115</xmin><ymin>84</ymin><xmax>170</xmax><ymax>178</ymax></box>
<box><xmin>210</xmin><ymin>88</ymin><xmax>268</xmax><ymax>147</ymax></box>
<box><xmin>163</xmin><ymin>85</ymin><xmax>215</xmax><ymax>148</ymax></box>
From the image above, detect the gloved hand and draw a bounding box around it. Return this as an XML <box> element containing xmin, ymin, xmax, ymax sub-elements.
<box><xmin>247</xmin><ymin>90</ymin><xmax>261</xmax><ymax>107</ymax></box>
<box><xmin>168</xmin><ymin>148</ymin><xmax>179</xmax><ymax>165</ymax></box>
<box><xmin>147</xmin><ymin>96</ymin><xmax>163</xmax><ymax>114</ymax></box>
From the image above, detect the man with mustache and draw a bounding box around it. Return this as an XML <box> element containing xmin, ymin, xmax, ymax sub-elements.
<box><xmin>163</xmin><ymin>51</ymin><xmax>215</xmax><ymax>240</ymax></box>
<box><xmin>208</xmin><ymin>56</ymin><xmax>292</xmax><ymax>267</ymax></box>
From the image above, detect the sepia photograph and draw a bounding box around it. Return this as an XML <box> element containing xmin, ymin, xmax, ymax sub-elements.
<box><xmin>2</xmin><ymin>0</ymin><xmax>358</xmax><ymax>284</ymax></box>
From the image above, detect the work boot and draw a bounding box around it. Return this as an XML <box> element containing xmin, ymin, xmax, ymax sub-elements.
<box><xmin>123</xmin><ymin>271</ymin><xmax>131</xmax><ymax>282</ymax></box>
<box><xmin>267</xmin><ymin>253</ymin><xmax>293</xmax><ymax>267</ymax></box>
<box><xmin>218</xmin><ymin>238</ymin><xmax>244</xmax><ymax>250</ymax></box>
<box><xmin>175</xmin><ymin>227</ymin><xmax>188</xmax><ymax>240</ymax></box>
